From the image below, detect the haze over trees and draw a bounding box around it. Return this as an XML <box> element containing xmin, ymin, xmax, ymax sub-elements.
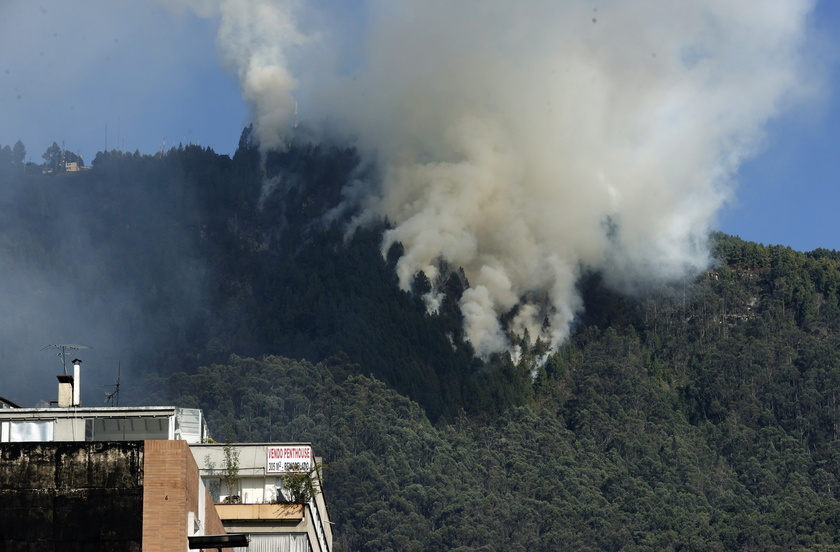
<box><xmin>0</xmin><ymin>140</ymin><xmax>26</xmax><ymax>173</ymax></box>
<box><xmin>3</xmin><ymin>133</ymin><xmax>840</xmax><ymax>550</ymax></box>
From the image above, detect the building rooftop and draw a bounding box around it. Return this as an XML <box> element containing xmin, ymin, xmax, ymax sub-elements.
<box><xmin>0</xmin><ymin>405</ymin><xmax>208</xmax><ymax>443</ymax></box>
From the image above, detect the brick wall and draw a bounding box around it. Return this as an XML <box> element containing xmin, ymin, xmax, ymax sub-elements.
<box><xmin>142</xmin><ymin>440</ymin><xmax>189</xmax><ymax>551</ymax></box>
<box><xmin>142</xmin><ymin>440</ymin><xmax>229</xmax><ymax>552</ymax></box>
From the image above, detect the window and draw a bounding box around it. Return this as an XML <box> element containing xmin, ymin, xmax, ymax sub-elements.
<box><xmin>8</xmin><ymin>420</ymin><xmax>54</xmax><ymax>442</ymax></box>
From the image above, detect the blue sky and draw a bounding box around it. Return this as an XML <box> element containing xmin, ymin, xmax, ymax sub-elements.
<box><xmin>0</xmin><ymin>0</ymin><xmax>839</xmax><ymax>253</ymax></box>
<box><xmin>716</xmin><ymin>1</ymin><xmax>840</xmax><ymax>252</ymax></box>
<box><xmin>0</xmin><ymin>0</ymin><xmax>838</xmax><ymax>405</ymax></box>
<box><xmin>0</xmin><ymin>1</ymin><xmax>249</xmax><ymax>158</ymax></box>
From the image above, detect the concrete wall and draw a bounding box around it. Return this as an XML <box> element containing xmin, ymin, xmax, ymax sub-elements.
<box><xmin>0</xmin><ymin>440</ymin><xmax>228</xmax><ymax>552</ymax></box>
<box><xmin>0</xmin><ymin>441</ymin><xmax>144</xmax><ymax>551</ymax></box>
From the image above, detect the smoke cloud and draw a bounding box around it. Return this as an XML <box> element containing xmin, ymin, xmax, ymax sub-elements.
<box><xmin>159</xmin><ymin>0</ymin><xmax>306</xmax><ymax>150</ymax></box>
<box><xmin>180</xmin><ymin>0</ymin><xmax>819</xmax><ymax>357</ymax></box>
<box><xmin>0</xmin><ymin>163</ymin><xmax>210</xmax><ymax>407</ymax></box>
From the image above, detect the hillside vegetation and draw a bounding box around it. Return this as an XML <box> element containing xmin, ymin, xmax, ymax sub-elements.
<box><xmin>4</xmin><ymin>135</ymin><xmax>840</xmax><ymax>549</ymax></box>
<box><xmin>160</xmin><ymin>230</ymin><xmax>840</xmax><ymax>550</ymax></box>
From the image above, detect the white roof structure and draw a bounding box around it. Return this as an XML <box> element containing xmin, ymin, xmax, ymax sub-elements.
<box><xmin>0</xmin><ymin>406</ymin><xmax>208</xmax><ymax>443</ymax></box>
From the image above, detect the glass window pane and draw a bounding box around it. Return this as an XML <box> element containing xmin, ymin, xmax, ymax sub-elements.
<box><xmin>9</xmin><ymin>420</ymin><xmax>54</xmax><ymax>442</ymax></box>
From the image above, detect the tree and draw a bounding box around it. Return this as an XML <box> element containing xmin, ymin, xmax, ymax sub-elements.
<box><xmin>0</xmin><ymin>145</ymin><xmax>12</xmax><ymax>171</ymax></box>
<box><xmin>238</xmin><ymin>124</ymin><xmax>256</xmax><ymax>151</ymax></box>
<box><xmin>42</xmin><ymin>142</ymin><xmax>61</xmax><ymax>172</ymax></box>
<box><xmin>12</xmin><ymin>140</ymin><xmax>25</xmax><ymax>168</ymax></box>
<box><xmin>222</xmin><ymin>425</ymin><xmax>240</xmax><ymax>503</ymax></box>
<box><xmin>279</xmin><ymin>462</ymin><xmax>322</xmax><ymax>504</ymax></box>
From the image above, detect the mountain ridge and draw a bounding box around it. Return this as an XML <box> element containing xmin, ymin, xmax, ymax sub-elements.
<box><xmin>3</xmin><ymin>136</ymin><xmax>840</xmax><ymax>549</ymax></box>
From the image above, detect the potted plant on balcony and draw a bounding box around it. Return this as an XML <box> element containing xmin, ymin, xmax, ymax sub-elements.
<box><xmin>278</xmin><ymin>462</ymin><xmax>320</xmax><ymax>504</ymax></box>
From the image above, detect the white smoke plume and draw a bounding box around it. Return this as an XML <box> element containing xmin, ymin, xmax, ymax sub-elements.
<box><xmin>158</xmin><ymin>0</ymin><xmax>306</xmax><ymax>150</ymax></box>
<box><xmin>173</xmin><ymin>0</ymin><xmax>819</xmax><ymax>357</ymax></box>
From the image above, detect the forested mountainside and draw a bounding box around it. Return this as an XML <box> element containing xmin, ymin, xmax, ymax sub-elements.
<box><xmin>155</xmin><ymin>234</ymin><xmax>840</xmax><ymax>551</ymax></box>
<box><xmin>0</xmin><ymin>132</ymin><xmax>535</xmax><ymax>418</ymax></box>
<box><xmin>5</xmin><ymin>134</ymin><xmax>840</xmax><ymax>549</ymax></box>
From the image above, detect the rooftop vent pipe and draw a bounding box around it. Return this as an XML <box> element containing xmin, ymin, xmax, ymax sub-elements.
<box><xmin>72</xmin><ymin>359</ymin><xmax>82</xmax><ymax>406</ymax></box>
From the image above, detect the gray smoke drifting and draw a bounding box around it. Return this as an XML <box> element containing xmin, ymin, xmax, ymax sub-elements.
<box><xmin>176</xmin><ymin>0</ymin><xmax>819</xmax><ymax>357</ymax></box>
<box><xmin>0</xmin><ymin>168</ymin><xmax>209</xmax><ymax>407</ymax></box>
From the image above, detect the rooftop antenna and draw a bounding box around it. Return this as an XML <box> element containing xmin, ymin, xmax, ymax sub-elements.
<box><xmin>104</xmin><ymin>361</ymin><xmax>121</xmax><ymax>406</ymax></box>
<box><xmin>42</xmin><ymin>344</ymin><xmax>91</xmax><ymax>375</ymax></box>
<box><xmin>293</xmin><ymin>101</ymin><xmax>299</xmax><ymax>129</ymax></box>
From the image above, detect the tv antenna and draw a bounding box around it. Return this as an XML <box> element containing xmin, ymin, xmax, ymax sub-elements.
<box><xmin>104</xmin><ymin>361</ymin><xmax>121</xmax><ymax>406</ymax></box>
<box><xmin>42</xmin><ymin>344</ymin><xmax>91</xmax><ymax>375</ymax></box>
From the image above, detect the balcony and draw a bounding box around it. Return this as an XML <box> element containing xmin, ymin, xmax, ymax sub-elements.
<box><xmin>214</xmin><ymin>503</ymin><xmax>304</xmax><ymax>522</ymax></box>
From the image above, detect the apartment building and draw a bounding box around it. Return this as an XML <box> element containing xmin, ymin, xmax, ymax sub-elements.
<box><xmin>191</xmin><ymin>443</ymin><xmax>332</xmax><ymax>552</ymax></box>
<box><xmin>0</xmin><ymin>358</ymin><xmax>332</xmax><ymax>552</ymax></box>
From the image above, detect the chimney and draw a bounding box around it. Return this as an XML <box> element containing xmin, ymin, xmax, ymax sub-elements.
<box><xmin>56</xmin><ymin>375</ymin><xmax>73</xmax><ymax>407</ymax></box>
<box><xmin>56</xmin><ymin>359</ymin><xmax>83</xmax><ymax>407</ymax></box>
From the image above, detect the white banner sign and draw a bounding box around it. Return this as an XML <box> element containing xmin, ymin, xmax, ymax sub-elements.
<box><xmin>266</xmin><ymin>445</ymin><xmax>312</xmax><ymax>473</ymax></box>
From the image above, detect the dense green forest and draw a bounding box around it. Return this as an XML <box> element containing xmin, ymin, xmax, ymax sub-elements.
<box><xmin>5</xmin><ymin>134</ymin><xmax>840</xmax><ymax>549</ymax></box>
